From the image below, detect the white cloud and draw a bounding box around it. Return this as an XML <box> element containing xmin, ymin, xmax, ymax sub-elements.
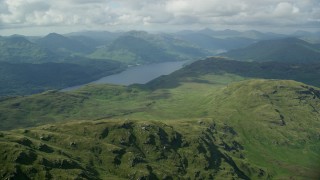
<box><xmin>273</xmin><ymin>2</ymin><xmax>299</xmax><ymax>17</ymax></box>
<box><xmin>0</xmin><ymin>0</ymin><xmax>319</xmax><ymax>34</ymax></box>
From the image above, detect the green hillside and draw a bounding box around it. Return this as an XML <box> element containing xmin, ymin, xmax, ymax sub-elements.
<box><xmin>147</xmin><ymin>57</ymin><xmax>320</xmax><ymax>89</ymax></box>
<box><xmin>0</xmin><ymin>59</ymin><xmax>125</xmax><ymax>96</ymax></box>
<box><xmin>0</xmin><ymin>36</ymin><xmax>56</xmax><ymax>63</ymax></box>
<box><xmin>0</xmin><ymin>79</ymin><xmax>319</xmax><ymax>179</ymax></box>
<box><xmin>220</xmin><ymin>38</ymin><xmax>320</xmax><ymax>63</ymax></box>
<box><xmin>89</xmin><ymin>31</ymin><xmax>208</xmax><ymax>64</ymax></box>
<box><xmin>0</xmin><ymin>119</ymin><xmax>260</xmax><ymax>179</ymax></box>
<box><xmin>0</xmin><ymin>57</ymin><xmax>319</xmax><ymax>179</ymax></box>
<box><xmin>0</xmin><ymin>34</ymin><xmax>126</xmax><ymax>96</ymax></box>
<box><xmin>35</xmin><ymin>33</ymin><xmax>95</xmax><ymax>55</ymax></box>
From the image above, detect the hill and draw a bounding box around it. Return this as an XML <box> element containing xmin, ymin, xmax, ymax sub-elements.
<box><xmin>0</xmin><ymin>34</ymin><xmax>127</xmax><ymax>96</ymax></box>
<box><xmin>89</xmin><ymin>31</ymin><xmax>209</xmax><ymax>64</ymax></box>
<box><xmin>0</xmin><ymin>36</ymin><xmax>56</xmax><ymax>63</ymax></box>
<box><xmin>220</xmin><ymin>38</ymin><xmax>320</xmax><ymax>63</ymax></box>
<box><xmin>146</xmin><ymin>57</ymin><xmax>320</xmax><ymax>89</ymax></box>
<box><xmin>0</xmin><ymin>79</ymin><xmax>319</xmax><ymax>179</ymax></box>
<box><xmin>0</xmin><ymin>59</ymin><xmax>125</xmax><ymax>96</ymax></box>
<box><xmin>35</xmin><ymin>33</ymin><xmax>95</xmax><ymax>55</ymax></box>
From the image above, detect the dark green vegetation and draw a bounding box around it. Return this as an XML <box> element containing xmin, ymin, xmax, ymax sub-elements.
<box><xmin>147</xmin><ymin>57</ymin><xmax>320</xmax><ymax>88</ymax></box>
<box><xmin>0</xmin><ymin>34</ymin><xmax>127</xmax><ymax>96</ymax></box>
<box><xmin>220</xmin><ymin>38</ymin><xmax>320</xmax><ymax>63</ymax></box>
<box><xmin>89</xmin><ymin>31</ymin><xmax>209</xmax><ymax>64</ymax></box>
<box><xmin>0</xmin><ymin>57</ymin><xmax>319</xmax><ymax>179</ymax></box>
<box><xmin>0</xmin><ymin>34</ymin><xmax>125</xmax><ymax>95</ymax></box>
<box><xmin>1</xmin><ymin>29</ymin><xmax>319</xmax><ymax>96</ymax></box>
<box><xmin>1</xmin><ymin>29</ymin><xmax>320</xmax><ymax>179</ymax></box>
<box><xmin>0</xmin><ymin>119</ymin><xmax>263</xmax><ymax>179</ymax></box>
<box><xmin>35</xmin><ymin>33</ymin><xmax>95</xmax><ymax>55</ymax></box>
<box><xmin>174</xmin><ymin>28</ymin><xmax>289</xmax><ymax>54</ymax></box>
<box><xmin>0</xmin><ymin>36</ymin><xmax>56</xmax><ymax>63</ymax></box>
<box><xmin>0</xmin><ymin>59</ymin><xmax>124</xmax><ymax>96</ymax></box>
<box><xmin>0</xmin><ymin>30</ymin><xmax>214</xmax><ymax>96</ymax></box>
<box><xmin>176</xmin><ymin>32</ymin><xmax>255</xmax><ymax>53</ymax></box>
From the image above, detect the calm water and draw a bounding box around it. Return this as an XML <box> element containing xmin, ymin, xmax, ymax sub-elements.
<box><xmin>62</xmin><ymin>61</ymin><xmax>188</xmax><ymax>91</ymax></box>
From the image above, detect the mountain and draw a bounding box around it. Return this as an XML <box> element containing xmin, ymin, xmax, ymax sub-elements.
<box><xmin>65</xmin><ymin>30</ymin><xmax>123</xmax><ymax>44</ymax></box>
<box><xmin>175</xmin><ymin>32</ymin><xmax>256</xmax><ymax>52</ymax></box>
<box><xmin>0</xmin><ymin>118</ymin><xmax>260</xmax><ymax>179</ymax></box>
<box><xmin>90</xmin><ymin>31</ymin><xmax>209</xmax><ymax>64</ymax></box>
<box><xmin>292</xmin><ymin>30</ymin><xmax>320</xmax><ymax>43</ymax></box>
<box><xmin>174</xmin><ymin>29</ymin><xmax>290</xmax><ymax>53</ymax></box>
<box><xmin>1</xmin><ymin>30</ymin><xmax>320</xmax><ymax>179</ymax></box>
<box><xmin>0</xmin><ymin>59</ymin><xmax>125</xmax><ymax>96</ymax></box>
<box><xmin>220</xmin><ymin>38</ymin><xmax>320</xmax><ymax>63</ymax></box>
<box><xmin>0</xmin><ymin>36</ymin><xmax>56</xmax><ymax>63</ymax></box>
<box><xmin>36</xmin><ymin>33</ymin><xmax>95</xmax><ymax>55</ymax></box>
<box><xmin>0</xmin><ymin>78</ymin><xmax>319</xmax><ymax>179</ymax></box>
<box><xmin>90</xmin><ymin>35</ymin><xmax>174</xmax><ymax>64</ymax></box>
<box><xmin>0</xmin><ymin>34</ymin><xmax>128</xmax><ymax>96</ymax></box>
<box><xmin>0</xmin><ymin>57</ymin><xmax>320</xmax><ymax>178</ymax></box>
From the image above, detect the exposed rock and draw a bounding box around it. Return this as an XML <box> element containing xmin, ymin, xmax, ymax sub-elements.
<box><xmin>98</xmin><ymin>127</ymin><xmax>109</xmax><ymax>139</ymax></box>
<box><xmin>15</xmin><ymin>138</ymin><xmax>33</xmax><ymax>147</ymax></box>
<box><xmin>38</xmin><ymin>143</ymin><xmax>54</xmax><ymax>153</ymax></box>
<box><xmin>39</xmin><ymin>134</ymin><xmax>53</xmax><ymax>141</ymax></box>
<box><xmin>14</xmin><ymin>151</ymin><xmax>37</xmax><ymax>165</ymax></box>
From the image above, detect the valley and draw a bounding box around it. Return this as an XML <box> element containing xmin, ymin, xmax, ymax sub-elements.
<box><xmin>1</xmin><ymin>0</ymin><xmax>320</xmax><ymax>178</ymax></box>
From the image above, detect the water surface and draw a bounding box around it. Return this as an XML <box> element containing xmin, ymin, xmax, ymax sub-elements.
<box><xmin>62</xmin><ymin>61</ymin><xmax>188</xmax><ymax>91</ymax></box>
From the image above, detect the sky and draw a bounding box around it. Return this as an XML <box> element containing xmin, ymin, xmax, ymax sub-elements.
<box><xmin>0</xmin><ymin>0</ymin><xmax>319</xmax><ymax>35</ymax></box>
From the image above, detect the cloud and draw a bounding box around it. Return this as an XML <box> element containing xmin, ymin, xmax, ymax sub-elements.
<box><xmin>0</xmin><ymin>0</ymin><xmax>319</xmax><ymax>34</ymax></box>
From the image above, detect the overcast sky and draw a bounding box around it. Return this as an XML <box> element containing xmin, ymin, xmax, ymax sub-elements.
<box><xmin>0</xmin><ymin>0</ymin><xmax>319</xmax><ymax>35</ymax></box>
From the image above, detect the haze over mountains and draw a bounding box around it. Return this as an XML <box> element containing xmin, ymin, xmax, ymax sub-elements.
<box><xmin>221</xmin><ymin>37</ymin><xmax>320</xmax><ymax>63</ymax></box>
<box><xmin>0</xmin><ymin>28</ymin><xmax>320</xmax><ymax>179</ymax></box>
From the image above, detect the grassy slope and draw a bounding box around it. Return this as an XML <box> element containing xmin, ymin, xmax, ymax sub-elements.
<box><xmin>0</xmin><ymin>58</ymin><xmax>319</xmax><ymax>179</ymax></box>
<box><xmin>146</xmin><ymin>57</ymin><xmax>320</xmax><ymax>88</ymax></box>
<box><xmin>0</xmin><ymin>119</ymin><xmax>262</xmax><ymax>179</ymax></box>
<box><xmin>0</xmin><ymin>80</ymin><xmax>319</xmax><ymax>179</ymax></box>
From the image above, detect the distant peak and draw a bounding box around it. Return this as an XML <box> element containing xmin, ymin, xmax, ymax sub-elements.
<box><xmin>45</xmin><ymin>33</ymin><xmax>65</xmax><ymax>38</ymax></box>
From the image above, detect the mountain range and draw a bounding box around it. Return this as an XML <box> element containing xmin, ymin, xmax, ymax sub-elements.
<box><xmin>1</xmin><ymin>29</ymin><xmax>320</xmax><ymax>178</ymax></box>
<box><xmin>1</xmin><ymin>29</ymin><xmax>320</xmax><ymax>97</ymax></box>
<box><xmin>89</xmin><ymin>31</ymin><xmax>209</xmax><ymax>64</ymax></box>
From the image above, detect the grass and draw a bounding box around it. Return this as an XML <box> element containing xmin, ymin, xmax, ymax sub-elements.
<box><xmin>0</xmin><ymin>57</ymin><xmax>319</xmax><ymax>179</ymax></box>
<box><xmin>0</xmin><ymin>118</ymin><xmax>262</xmax><ymax>179</ymax></box>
